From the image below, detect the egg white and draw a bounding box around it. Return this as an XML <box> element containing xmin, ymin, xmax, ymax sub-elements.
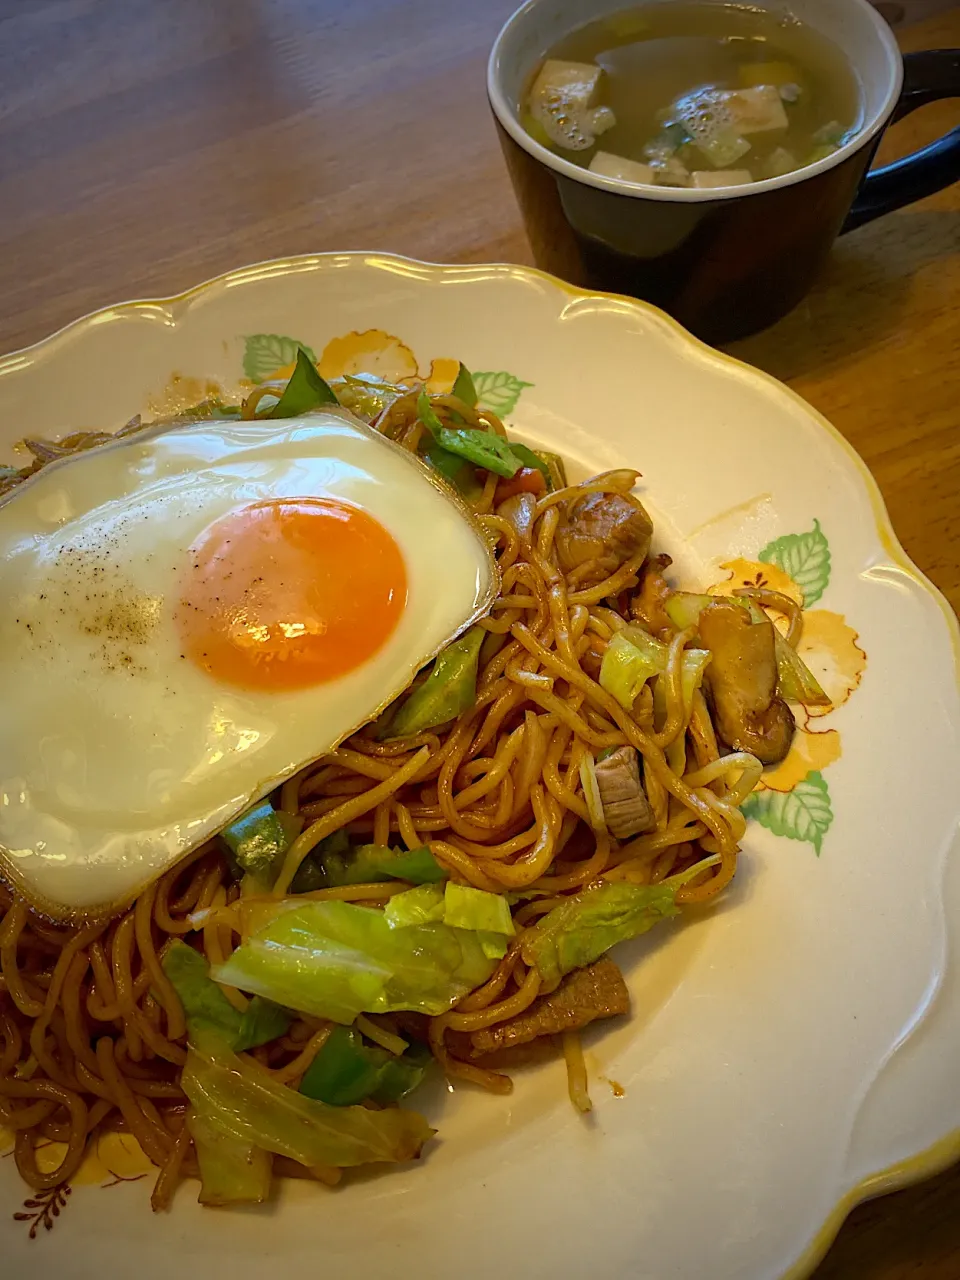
<box><xmin>0</xmin><ymin>410</ymin><xmax>497</xmax><ymax>919</ymax></box>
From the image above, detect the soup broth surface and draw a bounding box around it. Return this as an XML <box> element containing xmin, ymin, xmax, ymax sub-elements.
<box><xmin>522</xmin><ymin>3</ymin><xmax>863</xmax><ymax>189</ymax></box>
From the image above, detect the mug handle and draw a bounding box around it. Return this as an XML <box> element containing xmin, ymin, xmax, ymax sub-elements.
<box><xmin>842</xmin><ymin>49</ymin><xmax>960</xmax><ymax>233</ymax></box>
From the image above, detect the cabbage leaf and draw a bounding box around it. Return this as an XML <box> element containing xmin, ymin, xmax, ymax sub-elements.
<box><xmin>212</xmin><ymin>899</ymin><xmax>497</xmax><ymax>1022</ymax></box>
<box><xmin>182</xmin><ymin>1032</ymin><xmax>433</xmax><ymax>1169</ymax></box>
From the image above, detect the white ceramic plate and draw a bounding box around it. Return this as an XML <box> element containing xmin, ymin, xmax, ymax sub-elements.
<box><xmin>1</xmin><ymin>254</ymin><xmax>958</xmax><ymax>1280</ymax></box>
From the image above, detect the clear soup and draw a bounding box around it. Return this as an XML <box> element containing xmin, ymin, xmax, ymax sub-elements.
<box><xmin>522</xmin><ymin>3</ymin><xmax>863</xmax><ymax>190</ymax></box>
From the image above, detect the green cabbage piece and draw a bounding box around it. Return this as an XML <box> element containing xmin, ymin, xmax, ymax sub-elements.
<box><xmin>600</xmin><ymin>626</ymin><xmax>711</xmax><ymax>714</ymax></box>
<box><xmin>384</xmin><ymin>883</ymin><xmax>515</xmax><ymax>947</ymax></box>
<box><xmin>521</xmin><ymin>862</ymin><xmax>723</xmax><ymax>987</ymax></box>
<box><xmin>664</xmin><ymin>591</ymin><xmax>714</xmax><ymax>630</ymax></box>
<box><xmin>330</xmin><ymin>372</ymin><xmax>406</xmax><ymax>422</ymax></box>
<box><xmin>774</xmin><ymin>636</ymin><xmax>830</xmax><ymax>705</ymax></box>
<box><xmin>533</xmin><ymin>450</ymin><xmax>567</xmax><ymax>492</ymax></box>
<box><xmin>600</xmin><ymin>630</ymin><xmax>664</xmax><ymax>709</ymax></box>
<box><xmin>384</xmin><ymin>627</ymin><xmax>484</xmax><ymax>738</ymax></box>
<box><xmin>477</xmin><ymin>932</ymin><xmax>510</xmax><ymax>960</ymax></box>
<box><xmin>212</xmin><ymin>900</ymin><xmax>497</xmax><ymax>1023</ymax></box>
<box><xmin>162</xmin><ymin>942</ymin><xmax>276</xmax><ymax>1205</ymax></box>
<box><xmin>521</xmin><ymin>881</ymin><xmax>681</xmax><ymax>986</ymax></box>
<box><xmin>182</xmin><ymin>1032</ymin><xmax>433</xmax><ymax>1169</ymax></box>
<box><xmin>164</xmin><ymin>940</ymin><xmax>432</xmax><ymax>1198</ymax></box>
<box><xmin>384</xmin><ymin>882</ymin><xmax>447</xmax><ymax>928</ymax></box>
<box><xmin>189</xmin><ymin>1110</ymin><xmax>273</xmax><ymax>1206</ymax></box>
<box><xmin>443</xmin><ymin>883</ymin><xmax>515</xmax><ymax>936</ymax></box>
<box><xmin>735</xmin><ymin>598</ymin><xmax>829</xmax><ymax>706</ymax></box>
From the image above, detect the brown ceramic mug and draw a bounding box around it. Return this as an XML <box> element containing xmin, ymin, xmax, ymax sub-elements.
<box><xmin>488</xmin><ymin>0</ymin><xmax>960</xmax><ymax>343</ymax></box>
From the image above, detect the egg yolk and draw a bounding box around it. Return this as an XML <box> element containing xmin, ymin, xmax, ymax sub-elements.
<box><xmin>176</xmin><ymin>498</ymin><xmax>407</xmax><ymax>690</ymax></box>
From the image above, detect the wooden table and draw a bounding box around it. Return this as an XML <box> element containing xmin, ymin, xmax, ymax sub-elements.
<box><xmin>0</xmin><ymin>1</ymin><xmax>958</xmax><ymax>1274</ymax></box>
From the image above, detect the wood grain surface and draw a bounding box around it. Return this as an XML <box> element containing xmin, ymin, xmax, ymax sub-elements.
<box><xmin>0</xmin><ymin>2</ymin><xmax>959</xmax><ymax>1275</ymax></box>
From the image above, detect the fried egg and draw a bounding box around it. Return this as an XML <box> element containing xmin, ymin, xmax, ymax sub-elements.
<box><xmin>0</xmin><ymin>409</ymin><xmax>497</xmax><ymax>919</ymax></box>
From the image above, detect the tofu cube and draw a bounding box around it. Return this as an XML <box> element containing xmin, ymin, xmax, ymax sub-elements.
<box><xmin>531</xmin><ymin>60</ymin><xmax>603</xmax><ymax>112</ymax></box>
<box><xmin>763</xmin><ymin>147</ymin><xmax>798</xmax><ymax>178</ymax></box>
<box><xmin>722</xmin><ymin>86</ymin><xmax>789</xmax><ymax>134</ymax></box>
<box><xmin>530</xmin><ymin>59</ymin><xmax>615</xmax><ymax>151</ymax></box>
<box><xmin>652</xmin><ymin>155</ymin><xmax>692</xmax><ymax>187</ymax></box>
<box><xmin>588</xmin><ymin>106</ymin><xmax>617</xmax><ymax>138</ymax></box>
<box><xmin>589</xmin><ymin>151</ymin><xmax>655</xmax><ymax>185</ymax></box>
<box><xmin>691</xmin><ymin>170</ymin><xmax>753</xmax><ymax>189</ymax></box>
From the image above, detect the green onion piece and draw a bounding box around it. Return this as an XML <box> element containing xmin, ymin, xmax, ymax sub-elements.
<box><xmin>325</xmin><ymin>843</ymin><xmax>446</xmax><ymax>888</ymax></box>
<box><xmin>806</xmin><ymin>142</ymin><xmax>840</xmax><ymax>164</ymax></box>
<box><xmin>234</xmin><ymin>996</ymin><xmax>292</xmax><ymax>1052</ymax></box>
<box><xmin>373</xmin><ymin>1042</ymin><xmax>433</xmax><ymax>1103</ymax></box>
<box><xmin>300</xmin><ymin>1026</ymin><xmax>431</xmax><ymax>1106</ymax></box>
<box><xmin>267</xmin><ymin>348</ymin><xmax>338</xmax><ymax>418</ymax></box>
<box><xmin>417</xmin><ymin>391</ymin><xmax>522</xmax><ymax>479</ymax></box>
<box><xmin>163</xmin><ymin>941</ymin><xmax>243</xmax><ymax>1044</ymax></box>
<box><xmin>221</xmin><ymin>800</ymin><xmax>291</xmax><ymax>887</ymax></box>
<box><xmin>422</xmin><ymin>438</ymin><xmax>476</xmax><ymax>489</ymax></box>
<box><xmin>431</xmin><ymin>426</ymin><xmax>523</xmax><ymax>479</ymax></box>
<box><xmin>509</xmin><ymin>443</ymin><xmax>550</xmax><ymax>484</ymax></box>
<box><xmin>384</xmin><ymin>627</ymin><xmax>485</xmax><ymax>738</ymax></box>
<box><xmin>290</xmin><ymin>830</ymin><xmax>349</xmax><ymax>894</ymax></box>
<box><xmin>452</xmin><ymin>362</ymin><xmax>478</xmax><ymax>408</ymax></box>
<box><xmin>300</xmin><ymin>1026</ymin><xmax>387</xmax><ymax>1105</ymax></box>
<box><xmin>534</xmin><ymin>450</ymin><xmax>568</xmax><ymax>492</ymax></box>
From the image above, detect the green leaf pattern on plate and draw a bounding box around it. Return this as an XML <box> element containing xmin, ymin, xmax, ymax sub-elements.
<box><xmin>742</xmin><ymin>771</ymin><xmax>834</xmax><ymax>856</ymax></box>
<box><xmin>472</xmin><ymin>371</ymin><xmax>534</xmax><ymax>417</ymax></box>
<box><xmin>759</xmin><ymin>519</ymin><xmax>831</xmax><ymax>607</ymax></box>
<box><xmin>243</xmin><ymin>334</ymin><xmax>317</xmax><ymax>384</ymax></box>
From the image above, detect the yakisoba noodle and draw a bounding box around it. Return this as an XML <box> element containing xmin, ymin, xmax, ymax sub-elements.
<box><xmin>0</xmin><ymin>376</ymin><xmax>769</xmax><ymax>1210</ymax></box>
